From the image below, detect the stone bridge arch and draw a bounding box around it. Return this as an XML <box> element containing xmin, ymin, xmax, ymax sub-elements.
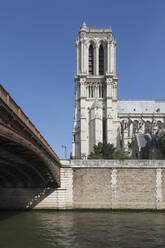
<box><xmin>0</xmin><ymin>85</ymin><xmax>61</xmax><ymax>209</ymax></box>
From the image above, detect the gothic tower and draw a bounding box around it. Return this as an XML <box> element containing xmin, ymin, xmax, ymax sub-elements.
<box><xmin>72</xmin><ymin>22</ymin><xmax>119</xmax><ymax>159</ymax></box>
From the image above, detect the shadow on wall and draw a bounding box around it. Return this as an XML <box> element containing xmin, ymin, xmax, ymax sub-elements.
<box><xmin>0</xmin><ymin>187</ymin><xmax>56</xmax><ymax>210</ymax></box>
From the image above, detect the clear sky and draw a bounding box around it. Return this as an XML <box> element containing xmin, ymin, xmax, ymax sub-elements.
<box><xmin>0</xmin><ymin>0</ymin><xmax>164</xmax><ymax>158</ymax></box>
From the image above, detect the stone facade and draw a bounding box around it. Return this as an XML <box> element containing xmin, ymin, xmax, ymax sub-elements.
<box><xmin>72</xmin><ymin>22</ymin><xmax>118</xmax><ymax>159</ymax></box>
<box><xmin>118</xmin><ymin>101</ymin><xmax>165</xmax><ymax>157</ymax></box>
<box><xmin>72</xmin><ymin>23</ymin><xmax>165</xmax><ymax>159</ymax></box>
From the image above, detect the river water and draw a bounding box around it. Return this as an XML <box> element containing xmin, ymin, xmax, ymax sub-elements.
<box><xmin>0</xmin><ymin>211</ymin><xmax>165</xmax><ymax>248</ymax></box>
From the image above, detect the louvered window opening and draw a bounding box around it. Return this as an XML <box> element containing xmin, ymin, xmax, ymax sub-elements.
<box><xmin>99</xmin><ymin>45</ymin><xmax>104</xmax><ymax>75</ymax></box>
<box><xmin>89</xmin><ymin>45</ymin><xmax>94</xmax><ymax>75</ymax></box>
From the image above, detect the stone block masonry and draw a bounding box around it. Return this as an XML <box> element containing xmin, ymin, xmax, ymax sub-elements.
<box><xmin>34</xmin><ymin>159</ymin><xmax>165</xmax><ymax>210</ymax></box>
<box><xmin>56</xmin><ymin>160</ymin><xmax>165</xmax><ymax>210</ymax></box>
<box><xmin>35</xmin><ymin>166</ymin><xmax>73</xmax><ymax>209</ymax></box>
<box><xmin>1</xmin><ymin>160</ymin><xmax>165</xmax><ymax>210</ymax></box>
<box><xmin>0</xmin><ymin>165</ymin><xmax>73</xmax><ymax>210</ymax></box>
<box><xmin>73</xmin><ymin>168</ymin><xmax>112</xmax><ymax>209</ymax></box>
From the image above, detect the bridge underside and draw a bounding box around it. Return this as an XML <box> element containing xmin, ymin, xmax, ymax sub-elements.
<box><xmin>0</xmin><ymin>135</ymin><xmax>60</xmax><ymax>209</ymax></box>
<box><xmin>0</xmin><ymin>85</ymin><xmax>61</xmax><ymax>209</ymax></box>
<box><xmin>0</xmin><ymin>136</ymin><xmax>58</xmax><ymax>188</ymax></box>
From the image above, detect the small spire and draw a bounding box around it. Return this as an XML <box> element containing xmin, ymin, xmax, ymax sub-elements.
<box><xmin>80</xmin><ymin>21</ymin><xmax>87</xmax><ymax>31</ymax></box>
<box><xmin>82</xmin><ymin>21</ymin><xmax>86</xmax><ymax>28</ymax></box>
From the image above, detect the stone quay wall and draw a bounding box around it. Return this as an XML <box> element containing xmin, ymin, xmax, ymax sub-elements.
<box><xmin>35</xmin><ymin>167</ymin><xmax>73</xmax><ymax>209</ymax></box>
<box><xmin>36</xmin><ymin>159</ymin><xmax>165</xmax><ymax>210</ymax></box>
<box><xmin>0</xmin><ymin>167</ymin><xmax>73</xmax><ymax>210</ymax></box>
<box><xmin>1</xmin><ymin>160</ymin><xmax>165</xmax><ymax>210</ymax></box>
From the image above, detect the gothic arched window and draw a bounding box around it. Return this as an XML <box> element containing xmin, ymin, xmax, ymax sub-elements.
<box><xmin>157</xmin><ymin>121</ymin><xmax>162</xmax><ymax>129</ymax></box>
<box><xmin>88</xmin><ymin>44</ymin><xmax>94</xmax><ymax>75</ymax></box>
<box><xmin>145</xmin><ymin>121</ymin><xmax>152</xmax><ymax>134</ymax></box>
<box><xmin>133</xmin><ymin>120</ymin><xmax>139</xmax><ymax>134</ymax></box>
<box><xmin>99</xmin><ymin>45</ymin><xmax>104</xmax><ymax>75</ymax></box>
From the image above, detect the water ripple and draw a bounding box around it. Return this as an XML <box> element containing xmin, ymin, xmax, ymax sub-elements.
<box><xmin>0</xmin><ymin>211</ymin><xmax>165</xmax><ymax>248</ymax></box>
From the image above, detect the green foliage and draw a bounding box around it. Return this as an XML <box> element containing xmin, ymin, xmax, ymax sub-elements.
<box><xmin>88</xmin><ymin>142</ymin><xmax>129</xmax><ymax>160</ymax></box>
<box><xmin>102</xmin><ymin>143</ymin><xmax>115</xmax><ymax>159</ymax></box>
<box><xmin>158</xmin><ymin>131</ymin><xmax>165</xmax><ymax>158</ymax></box>
<box><xmin>94</xmin><ymin>142</ymin><xmax>103</xmax><ymax>157</ymax></box>
<box><xmin>112</xmin><ymin>149</ymin><xmax>130</xmax><ymax>159</ymax></box>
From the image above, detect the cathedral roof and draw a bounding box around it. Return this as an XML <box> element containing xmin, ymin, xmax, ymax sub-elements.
<box><xmin>117</xmin><ymin>100</ymin><xmax>165</xmax><ymax>114</ymax></box>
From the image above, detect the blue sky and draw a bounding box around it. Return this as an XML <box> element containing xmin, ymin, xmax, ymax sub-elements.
<box><xmin>0</xmin><ymin>0</ymin><xmax>165</xmax><ymax>158</ymax></box>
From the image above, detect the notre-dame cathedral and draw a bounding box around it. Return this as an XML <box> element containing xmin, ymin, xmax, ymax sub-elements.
<box><xmin>72</xmin><ymin>22</ymin><xmax>165</xmax><ymax>159</ymax></box>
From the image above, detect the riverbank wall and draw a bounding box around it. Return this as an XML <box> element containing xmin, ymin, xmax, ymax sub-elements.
<box><xmin>35</xmin><ymin>159</ymin><xmax>165</xmax><ymax>210</ymax></box>
<box><xmin>1</xmin><ymin>160</ymin><xmax>165</xmax><ymax>210</ymax></box>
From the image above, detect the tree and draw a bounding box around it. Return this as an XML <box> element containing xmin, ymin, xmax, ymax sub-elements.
<box><xmin>112</xmin><ymin>149</ymin><xmax>130</xmax><ymax>159</ymax></box>
<box><xmin>88</xmin><ymin>142</ymin><xmax>129</xmax><ymax>159</ymax></box>
<box><xmin>102</xmin><ymin>142</ymin><xmax>115</xmax><ymax>159</ymax></box>
<box><xmin>88</xmin><ymin>142</ymin><xmax>104</xmax><ymax>159</ymax></box>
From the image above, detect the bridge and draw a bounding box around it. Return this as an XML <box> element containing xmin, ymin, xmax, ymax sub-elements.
<box><xmin>0</xmin><ymin>85</ymin><xmax>61</xmax><ymax>209</ymax></box>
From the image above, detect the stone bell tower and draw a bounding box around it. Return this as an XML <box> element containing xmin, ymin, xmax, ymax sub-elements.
<box><xmin>72</xmin><ymin>22</ymin><xmax>119</xmax><ymax>159</ymax></box>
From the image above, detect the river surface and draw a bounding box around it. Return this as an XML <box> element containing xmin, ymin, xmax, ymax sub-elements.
<box><xmin>0</xmin><ymin>211</ymin><xmax>165</xmax><ymax>248</ymax></box>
